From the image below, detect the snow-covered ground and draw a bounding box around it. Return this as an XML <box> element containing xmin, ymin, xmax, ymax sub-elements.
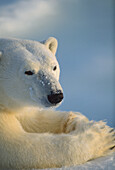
<box><xmin>35</xmin><ymin>153</ymin><xmax>115</xmax><ymax>170</ymax></box>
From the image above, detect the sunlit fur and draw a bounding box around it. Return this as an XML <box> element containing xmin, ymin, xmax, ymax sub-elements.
<box><xmin>0</xmin><ymin>37</ymin><xmax>114</xmax><ymax>169</ymax></box>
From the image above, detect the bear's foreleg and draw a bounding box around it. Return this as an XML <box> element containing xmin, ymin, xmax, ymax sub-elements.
<box><xmin>0</xmin><ymin>113</ymin><xmax>115</xmax><ymax>169</ymax></box>
<box><xmin>16</xmin><ymin>110</ymin><xmax>88</xmax><ymax>134</ymax></box>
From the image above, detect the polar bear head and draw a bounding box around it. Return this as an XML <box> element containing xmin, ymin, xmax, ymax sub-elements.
<box><xmin>0</xmin><ymin>37</ymin><xmax>63</xmax><ymax>110</ymax></box>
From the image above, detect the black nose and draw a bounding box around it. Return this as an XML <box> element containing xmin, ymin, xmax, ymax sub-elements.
<box><xmin>47</xmin><ymin>91</ymin><xmax>64</xmax><ymax>105</ymax></box>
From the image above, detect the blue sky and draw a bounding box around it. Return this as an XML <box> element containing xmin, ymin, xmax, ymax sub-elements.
<box><xmin>0</xmin><ymin>0</ymin><xmax>114</xmax><ymax>127</ymax></box>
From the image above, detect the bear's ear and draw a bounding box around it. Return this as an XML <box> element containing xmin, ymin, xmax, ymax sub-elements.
<box><xmin>43</xmin><ymin>37</ymin><xmax>58</xmax><ymax>56</ymax></box>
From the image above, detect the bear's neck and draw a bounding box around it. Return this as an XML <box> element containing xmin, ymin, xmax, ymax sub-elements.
<box><xmin>0</xmin><ymin>87</ymin><xmax>41</xmax><ymax>114</ymax></box>
<box><xmin>0</xmin><ymin>87</ymin><xmax>18</xmax><ymax>111</ymax></box>
<box><xmin>0</xmin><ymin>102</ymin><xmax>41</xmax><ymax>115</ymax></box>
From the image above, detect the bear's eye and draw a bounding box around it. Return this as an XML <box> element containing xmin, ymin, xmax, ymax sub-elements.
<box><xmin>53</xmin><ymin>66</ymin><xmax>57</xmax><ymax>71</ymax></box>
<box><xmin>25</xmin><ymin>71</ymin><xmax>34</xmax><ymax>76</ymax></box>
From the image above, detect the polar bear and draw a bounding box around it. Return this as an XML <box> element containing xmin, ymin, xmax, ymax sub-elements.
<box><xmin>0</xmin><ymin>37</ymin><xmax>114</xmax><ymax>169</ymax></box>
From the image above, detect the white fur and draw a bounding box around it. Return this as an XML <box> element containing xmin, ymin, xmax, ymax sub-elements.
<box><xmin>0</xmin><ymin>37</ymin><xmax>114</xmax><ymax>169</ymax></box>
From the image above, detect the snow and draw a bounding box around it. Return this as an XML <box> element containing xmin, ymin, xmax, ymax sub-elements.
<box><xmin>32</xmin><ymin>153</ymin><xmax>115</xmax><ymax>170</ymax></box>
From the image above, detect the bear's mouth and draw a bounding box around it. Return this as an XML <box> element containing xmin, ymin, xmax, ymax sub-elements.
<box><xmin>29</xmin><ymin>87</ymin><xmax>63</xmax><ymax>108</ymax></box>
